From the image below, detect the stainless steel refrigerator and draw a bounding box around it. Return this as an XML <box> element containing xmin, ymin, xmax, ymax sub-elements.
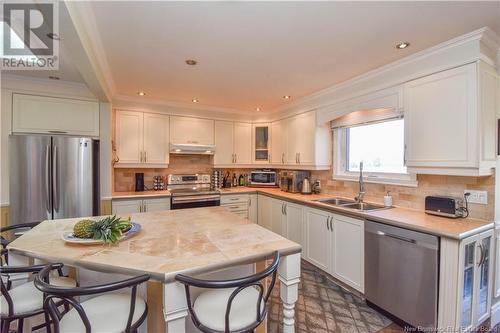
<box><xmin>9</xmin><ymin>135</ymin><xmax>100</xmax><ymax>225</ymax></box>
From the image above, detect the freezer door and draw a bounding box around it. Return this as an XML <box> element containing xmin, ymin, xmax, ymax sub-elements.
<box><xmin>52</xmin><ymin>137</ymin><xmax>95</xmax><ymax>219</ymax></box>
<box><xmin>9</xmin><ymin>135</ymin><xmax>52</xmax><ymax>225</ymax></box>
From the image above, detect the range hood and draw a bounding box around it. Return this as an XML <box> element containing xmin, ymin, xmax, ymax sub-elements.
<box><xmin>169</xmin><ymin>143</ymin><xmax>216</xmax><ymax>155</ymax></box>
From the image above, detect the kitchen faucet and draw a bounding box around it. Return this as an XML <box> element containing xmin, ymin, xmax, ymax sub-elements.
<box><xmin>355</xmin><ymin>161</ymin><xmax>365</xmax><ymax>203</ymax></box>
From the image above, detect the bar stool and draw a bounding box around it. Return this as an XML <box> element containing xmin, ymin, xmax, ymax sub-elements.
<box><xmin>0</xmin><ymin>256</ymin><xmax>74</xmax><ymax>333</ymax></box>
<box><xmin>176</xmin><ymin>251</ymin><xmax>280</xmax><ymax>333</ymax></box>
<box><xmin>34</xmin><ymin>264</ymin><xmax>150</xmax><ymax>333</ymax></box>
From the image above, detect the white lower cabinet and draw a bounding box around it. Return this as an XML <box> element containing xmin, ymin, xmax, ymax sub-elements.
<box><xmin>112</xmin><ymin>197</ymin><xmax>170</xmax><ymax>214</ymax></box>
<box><xmin>304</xmin><ymin>207</ymin><xmax>331</xmax><ymax>272</ymax></box>
<box><xmin>458</xmin><ymin>229</ymin><xmax>494</xmax><ymax>330</ymax></box>
<box><xmin>284</xmin><ymin>202</ymin><xmax>304</xmax><ymax>248</ymax></box>
<box><xmin>257</xmin><ymin>195</ymin><xmax>285</xmax><ymax>236</ymax></box>
<box><xmin>248</xmin><ymin>194</ymin><xmax>258</xmax><ymax>224</ymax></box>
<box><xmin>332</xmin><ymin>214</ymin><xmax>364</xmax><ymax>292</ymax></box>
<box><xmin>221</xmin><ymin>194</ymin><xmax>259</xmax><ymax>222</ymax></box>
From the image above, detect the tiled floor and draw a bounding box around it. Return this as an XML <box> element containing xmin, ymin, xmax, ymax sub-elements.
<box><xmin>268</xmin><ymin>260</ymin><xmax>392</xmax><ymax>333</ymax></box>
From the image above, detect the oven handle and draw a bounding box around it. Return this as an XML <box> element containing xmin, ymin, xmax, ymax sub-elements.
<box><xmin>172</xmin><ymin>195</ymin><xmax>221</xmax><ymax>203</ymax></box>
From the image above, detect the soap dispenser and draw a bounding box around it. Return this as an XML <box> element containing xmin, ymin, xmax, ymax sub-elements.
<box><xmin>384</xmin><ymin>191</ymin><xmax>393</xmax><ymax>207</ymax></box>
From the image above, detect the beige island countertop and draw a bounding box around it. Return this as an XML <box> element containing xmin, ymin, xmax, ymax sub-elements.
<box><xmin>7</xmin><ymin>207</ymin><xmax>301</xmax><ymax>282</ymax></box>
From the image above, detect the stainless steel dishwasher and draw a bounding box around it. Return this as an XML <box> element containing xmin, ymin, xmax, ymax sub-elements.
<box><xmin>365</xmin><ymin>220</ymin><xmax>439</xmax><ymax>329</ymax></box>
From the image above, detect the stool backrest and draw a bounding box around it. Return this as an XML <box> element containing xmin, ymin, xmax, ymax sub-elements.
<box><xmin>34</xmin><ymin>264</ymin><xmax>150</xmax><ymax>333</ymax></box>
<box><xmin>176</xmin><ymin>251</ymin><xmax>280</xmax><ymax>333</ymax></box>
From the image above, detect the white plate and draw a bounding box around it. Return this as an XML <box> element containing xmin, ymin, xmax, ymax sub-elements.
<box><xmin>62</xmin><ymin>222</ymin><xmax>141</xmax><ymax>245</ymax></box>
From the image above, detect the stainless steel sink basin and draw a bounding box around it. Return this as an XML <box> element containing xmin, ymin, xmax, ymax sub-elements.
<box><xmin>340</xmin><ymin>202</ymin><xmax>387</xmax><ymax>211</ymax></box>
<box><xmin>315</xmin><ymin>197</ymin><xmax>356</xmax><ymax>205</ymax></box>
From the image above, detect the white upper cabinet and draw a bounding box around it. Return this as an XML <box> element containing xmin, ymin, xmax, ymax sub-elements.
<box><xmin>233</xmin><ymin>122</ymin><xmax>252</xmax><ymax>164</ymax></box>
<box><xmin>404</xmin><ymin>62</ymin><xmax>498</xmax><ymax>176</ymax></box>
<box><xmin>214</xmin><ymin>121</ymin><xmax>252</xmax><ymax>166</ymax></box>
<box><xmin>12</xmin><ymin>93</ymin><xmax>99</xmax><ymax>137</ymax></box>
<box><xmin>271</xmin><ymin>120</ymin><xmax>287</xmax><ymax>165</ymax></box>
<box><xmin>252</xmin><ymin>123</ymin><xmax>271</xmax><ymax>164</ymax></box>
<box><xmin>214</xmin><ymin>121</ymin><xmax>234</xmax><ymax>165</ymax></box>
<box><xmin>285</xmin><ymin>111</ymin><xmax>331</xmax><ymax>169</ymax></box>
<box><xmin>143</xmin><ymin>113</ymin><xmax>170</xmax><ymax>165</ymax></box>
<box><xmin>115</xmin><ymin>110</ymin><xmax>169</xmax><ymax>167</ymax></box>
<box><xmin>170</xmin><ymin>116</ymin><xmax>214</xmax><ymax>145</ymax></box>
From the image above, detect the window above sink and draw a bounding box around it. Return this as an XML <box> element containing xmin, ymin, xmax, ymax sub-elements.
<box><xmin>332</xmin><ymin>109</ymin><xmax>417</xmax><ymax>187</ymax></box>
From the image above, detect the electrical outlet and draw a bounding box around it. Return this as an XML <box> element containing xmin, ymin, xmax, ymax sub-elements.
<box><xmin>464</xmin><ymin>190</ymin><xmax>488</xmax><ymax>205</ymax></box>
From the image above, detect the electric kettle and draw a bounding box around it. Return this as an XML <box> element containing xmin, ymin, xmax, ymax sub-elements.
<box><xmin>300</xmin><ymin>177</ymin><xmax>312</xmax><ymax>194</ymax></box>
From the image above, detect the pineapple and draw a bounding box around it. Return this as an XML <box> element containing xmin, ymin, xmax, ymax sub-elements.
<box><xmin>88</xmin><ymin>215</ymin><xmax>132</xmax><ymax>244</ymax></box>
<box><xmin>73</xmin><ymin>216</ymin><xmax>132</xmax><ymax>244</ymax></box>
<box><xmin>73</xmin><ymin>219</ymin><xmax>96</xmax><ymax>238</ymax></box>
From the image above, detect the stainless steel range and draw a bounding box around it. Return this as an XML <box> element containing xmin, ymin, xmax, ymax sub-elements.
<box><xmin>167</xmin><ymin>174</ymin><xmax>220</xmax><ymax>210</ymax></box>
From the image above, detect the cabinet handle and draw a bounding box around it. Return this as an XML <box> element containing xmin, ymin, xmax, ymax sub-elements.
<box><xmin>143</xmin><ymin>203</ymin><xmax>147</xmax><ymax>212</ymax></box>
<box><xmin>48</xmin><ymin>130</ymin><xmax>68</xmax><ymax>134</ymax></box>
<box><xmin>403</xmin><ymin>146</ymin><xmax>406</xmax><ymax>165</ymax></box>
<box><xmin>298</xmin><ymin>153</ymin><xmax>301</xmax><ymax>164</ymax></box>
<box><xmin>284</xmin><ymin>204</ymin><xmax>287</xmax><ymax>215</ymax></box>
<box><xmin>282</xmin><ymin>153</ymin><xmax>284</xmax><ymax>164</ymax></box>
<box><xmin>144</xmin><ymin>151</ymin><xmax>147</xmax><ymax>162</ymax></box>
<box><xmin>235</xmin><ymin>154</ymin><xmax>237</xmax><ymax>163</ymax></box>
<box><xmin>281</xmin><ymin>203</ymin><xmax>284</xmax><ymax>214</ymax></box>
<box><xmin>329</xmin><ymin>217</ymin><xmax>333</xmax><ymax>232</ymax></box>
<box><xmin>326</xmin><ymin>216</ymin><xmax>330</xmax><ymax>231</ymax></box>
<box><xmin>477</xmin><ymin>244</ymin><xmax>485</xmax><ymax>266</ymax></box>
<box><xmin>139</xmin><ymin>203</ymin><xmax>142</xmax><ymax>213</ymax></box>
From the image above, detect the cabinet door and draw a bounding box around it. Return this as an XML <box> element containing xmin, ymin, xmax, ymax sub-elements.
<box><xmin>304</xmin><ymin>208</ymin><xmax>331</xmax><ymax>272</ymax></box>
<box><xmin>271</xmin><ymin>120</ymin><xmax>287</xmax><ymax>164</ymax></box>
<box><xmin>214</xmin><ymin>121</ymin><xmax>234</xmax><ymax>165</ymax></box>
<box><xmin>112</xmin><ymin>199</ymin><xmax>143</xmax><ymax>215</ymax></box>
<box><xmin>284</xmin><ymin>202</ymin><xmax>303</xmax><ymax>249</ymax></box>
<box><xmin>459</xmin><ymin>236</ymin><xmax>478</xmax><ymax>330</ymax></box>
<box><xmin>233</xmin><ymin>122</ymin><xmax>252</xmax><ymax>164</ymax></box>
<box><xmin>404</xmin><ymin>63</ymin><xmax>477</xmax><ymax>168</ymax></box>
<box><xmin>332</xmin><ymin>214</ymin><xmax>364</xmax><ymax>292</ymax></box>
<box><xmin>269</xmin><ymin>198</ymin><xmax>284</xmax><ymax>236</ymax></box>
<box><xmin>143</xmin><ymin>113</ymin><xmax>169</xmax><ymax>165</ymax></box>
<box><xmin>248</xmin><ymin>194</ymin><xmax>258</xmax><ymax>224</ymax></box>
<box><xmin>475</xmin><ymin>230</ymin><xmax>494</xmax><ymax>325</ymax></box>
<box><xmin>12</xmin><ymin>94</ymin><xmax>99</xmax><ymax>136</ymax></box>
<box><xmin>257</xmin><ymin>195</ymin><xmax>272</xmax><ymax>230</ymax></box>
<box><xmin>285</xmin><ymin>117</ymin><xmax>298</xmax><ymax>165</ymax></box>
<box><xmin>293</xmin><ymin>112</ymin><xmax>316</xmax><ymax>165</ymax></box>
<box><xmin>116</xmin><ymin>111</ymin><xmax>143</xmax><ymax>164</ymax></box>
<box><xmin>143</xmin><ymin>198</ymin><xmax>171</xmax><ymax>212</ymax></box>
<box><xmin>170</xmin><ymin>116</ymin><xmax>215</xmax><ymax>145</ymax></box>
<box><xmin>253</xmin><ymin>124</ymin><xmax>270</xmax><ymax>163</ymax></box>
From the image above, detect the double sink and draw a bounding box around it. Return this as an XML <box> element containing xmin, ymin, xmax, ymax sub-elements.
<box><xmin>314</xmin><ymin>197</ymin><xmax>390</xmax><ymax>212</ymax></box>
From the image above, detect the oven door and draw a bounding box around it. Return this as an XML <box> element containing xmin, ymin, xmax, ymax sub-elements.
<box><xmin>250</xmin><ymin>172</ymin><xmax>276</xmax><ymax>186</ymax></box>
<box><xmin>171</xmin><ymin>195</ymin><xmax>221</xmax><ymax>210</ymax></box>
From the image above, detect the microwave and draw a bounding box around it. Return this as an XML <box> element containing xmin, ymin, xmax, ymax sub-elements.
<box><xmin>249</xmin><ymin>170</ymin><xmax>277</xmax><ymax>187</ymax></box>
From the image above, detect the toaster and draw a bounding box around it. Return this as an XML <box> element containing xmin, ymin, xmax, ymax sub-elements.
<box><xmin>425</xmin><ymin>196</ymin><xmax>465</xmax><ymax>218</ymax></box>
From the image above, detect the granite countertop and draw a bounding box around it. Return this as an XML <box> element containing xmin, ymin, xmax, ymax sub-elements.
<box><xmin>112</xmin><ymin>190</ymin><xmax>171</xmax><ymax>199</ymax></box>
<box><xmin>7</xmin><ymin>207</ymin><xmax>300</xmax><ymax>282</ymax></box>
<box><xmin>219</xmin><ymin>187</ymin><xmax>494</xmax><ymax>240</ymax></box>
<box><xmin>111</xmin><ymin>187</ymin><xmax>493</xmax><ymax>239</ymax></box>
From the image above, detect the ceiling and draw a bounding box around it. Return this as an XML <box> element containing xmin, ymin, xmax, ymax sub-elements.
<box><xmin>6</xmin><ymin>2</ymin><xmax>500</xmax><ymax>113</ymax></box>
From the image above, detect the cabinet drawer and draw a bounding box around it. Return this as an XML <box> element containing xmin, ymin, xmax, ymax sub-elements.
<box><xmin>221</xmin><ymin>195</ymin><xmax>249</xmax><ymax>205</ymax></box>
<box><xmin>222</xmin><ymin>204</ymin><xmax>249</xmax><ymax>212</ymax></box>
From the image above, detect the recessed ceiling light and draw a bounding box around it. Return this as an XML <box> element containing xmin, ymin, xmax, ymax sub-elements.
<box><xmin>137</xmin><ymin>91</ymin><xmax>146</xmax><ymax>96</ymax></box>
<box><xmin>255</xmin><ymin>107</ymin><xmax>261</xmax><ymax>111</ymax></box>
<box><xmin>47</xmin><ymin>33</ymin><xmax>60</xmax><ymax>40</ymax></box>
<box><xmin>396</xmin><ymin>42</ymin><xmax>410</xmax><ymax>49</ymax></box>
<box><xmin>192</xmin><ymin>99</ymin><xmax>199</xmax><ymax>103</ymax></box>
<box><xmin>283</xmin><ymin>95</ymin><xmax>291</xmax><ymax>100</ymax></box>
<box><xmin>48</xmin><ymin>76</ymin><xmax>60</xmax><ymax>80</ymax></box>
<box><xmin>185</xmin><ymin>59</ymin><xmax>197</xmax><ymax>66</ymax></box>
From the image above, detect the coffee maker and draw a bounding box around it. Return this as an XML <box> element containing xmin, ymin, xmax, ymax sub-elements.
<box><xmin>279</xmin><ymin>170</ymin><xmax>310</xmax><ymax>193</ymax></box>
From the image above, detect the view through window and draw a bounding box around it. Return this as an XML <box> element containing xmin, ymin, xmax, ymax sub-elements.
<box><xmin>346</xmin><ymin>118</ymin><xmax>406</xmax><ymax>174</ymax></box>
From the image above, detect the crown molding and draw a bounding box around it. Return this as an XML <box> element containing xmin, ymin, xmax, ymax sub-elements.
<box><xmin>273</xmin><ymin>26</ymin><xmax>500</xmax><ymax>118</ymax></box>
<box><xmin>63</xmin><ymin>1</ymin><xmax>116</xmax><ymax>99</ymax></box>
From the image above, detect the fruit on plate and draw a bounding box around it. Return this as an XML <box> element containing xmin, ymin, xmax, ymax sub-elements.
<box><xmin>73</xmin><ymin>215</ymin><xmax>132</xmax><ymax>244</ymax></box>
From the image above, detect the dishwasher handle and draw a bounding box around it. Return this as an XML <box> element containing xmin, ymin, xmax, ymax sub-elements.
<box><xmin>377</xmin><ymin>231</ymin><xmax>416</xmax><ymax>244</ymax></box>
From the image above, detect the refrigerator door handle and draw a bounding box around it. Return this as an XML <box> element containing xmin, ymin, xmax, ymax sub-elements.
<box><xmin>45</xmin><ymin>144</ymin><xmax>52</xmax><ymax>212</ymax></box>
<box><xmin>52</xmin><ymin>144</ymin><xmax>59</xmax><ymax>212</ymax></box>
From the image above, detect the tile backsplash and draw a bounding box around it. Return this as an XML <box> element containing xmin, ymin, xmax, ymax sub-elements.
<box><xmin>311</xmin><ymin>171</ymin><xmax>495</xmax><ymax>221</ymax></box>
<box><xmin>114</xmin><ymin>156</ymin><xmax>495</xmax><ymax>220</ymax></box>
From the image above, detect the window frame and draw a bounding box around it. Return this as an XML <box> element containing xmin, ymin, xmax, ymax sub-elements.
<box><xmin>332</xmin><ymin>119</ymin><xmax>417</xmax><ymax>187</ymax></box>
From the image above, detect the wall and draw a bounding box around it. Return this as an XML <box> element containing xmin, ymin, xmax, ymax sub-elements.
<box><xmin>114</xmin><ymin>155</ymin><xmax>214</xmax><ymax>191</ymax></box>
<box><xmin>311</xmin><ymin>171</ymin><xmax>495</xmax><ymax>221</ymax></box>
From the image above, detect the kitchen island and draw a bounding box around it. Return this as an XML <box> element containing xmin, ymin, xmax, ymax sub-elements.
<box><xmin>7</xmin><ymin>207</ymin><xmax>302</xmax><ymax>333</ymax></box>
